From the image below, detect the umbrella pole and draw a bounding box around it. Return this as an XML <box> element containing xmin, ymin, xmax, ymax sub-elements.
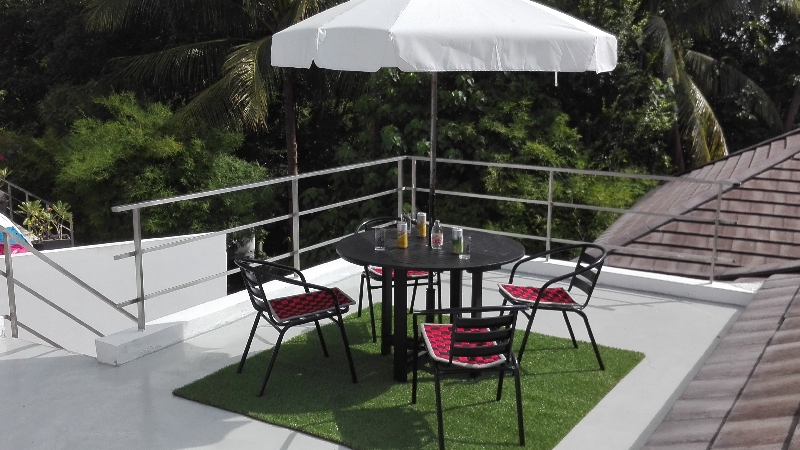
<box><xmin>428</xmin><ymin>72</ymin><xmax>438</xmax><ymax>229</ymax></box>
<box><xmin>426</xmin><ymin>72</ymin><xmax>438</xmax><ymax>317</ymax></box>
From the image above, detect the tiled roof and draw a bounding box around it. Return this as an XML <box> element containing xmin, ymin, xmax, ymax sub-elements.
<box><xmin>642</xmin><ymin>274</ymin><xmax>800</xmax><ymax>448</ymax></box>
<box><xmin>596</xmin><ymin>129</ymin><xmax>800</xmax><ymax>280</ymax></box>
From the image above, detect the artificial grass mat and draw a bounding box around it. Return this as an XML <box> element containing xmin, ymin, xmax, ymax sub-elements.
<box><xmin>174</xmin><ymin>305</ymin><xmax>644</xmax><ymax>449</ymax></box>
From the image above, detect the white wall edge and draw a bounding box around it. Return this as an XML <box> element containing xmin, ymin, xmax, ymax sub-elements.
<box><xmin>95</xmin><ymin>259</ymin><xmax>363</xmax><ymax>366</ymax></box>
<box><xmin>507</xmin><ymin>258</ymin><xmax>759</xmax><ymax>307</ymax></box>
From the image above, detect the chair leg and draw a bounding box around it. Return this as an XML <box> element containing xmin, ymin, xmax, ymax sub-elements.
<box><xmin>576</xmin><ymin>310</ymin><xmax>605</xmax><ymax>370</ymax></box>
<box><xmin>314</xmin><ymin>320</ymin><xmax>329</xmax><ymax>357</ymax></box>
<box><xmin>357</xmin><ymin>272</ymin><xmax>366</xmax><ymax>317</ymax></box>
<box><xmin>258</xmin><ymin>329</ymin><xmax>286</xmax><ymax>397</ymax></box>
<box><xmin>412</xmin><ymin>336</ymin><xmax>420</xmax><ymax>404</ymax></box>
<box><xmin>434</xmin><ymin>369</ymin><xmax>446</xmax><ymax>450</ymax></box>
<box><xmin>516</xmin><ymin>307</ymin><xmax>538</xmax><ymax>364</ymax></box>
<box><xmin>409</xmin><ymin>279</ymin><xmax>420</xmax><ymax>313</ymax></box>
<box><xmin>237</xmin><ymin>313</ymin><xmax>261</xmax><ymax>373</ymax></box>
<box><xmin>334</xmin><ymin>317</ymin><xmax>358</xmax><ymax>383</ymax></box>
<box><xmin>366</xmin><ymin>283</ymin><xmax>377</xmax><ymax>342</ymax></box>
<box><xmin>496</xmin><ymin>370</ymin><xmax>505</xmax><ymax>401</ymax></box>
<box><xmin>514</xmin><ymin>364</ymin><xmax>525</xmax><ymax>446</ymax></box>
<box><xmin>563</xmin><ymin>310</ymin><xmax>578</xmax><ymax>348</ymax></box>
<box><xmin>436</xmin><ymin>272</ymin><xmax>442</xmax><ymax>309</ymax></box>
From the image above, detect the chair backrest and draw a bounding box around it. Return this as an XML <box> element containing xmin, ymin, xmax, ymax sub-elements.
<box><xmin>567</xmin><ymin>244</ymin><xmax>607</xmax><ymax>305</ymax></box>
<box><xmin>234</xmin><ymin>258</ymin><xmax>308</xmax><ymax>313</ymax></box>
<box><xmin>447</xmin><ymin>309</ymin><xmax>520</xmax><ymax>365</ymax></box>
<box><xmin>355</xmin><ymin>216</ymin><xmax>402</xmax><ymax>234</ymax></box>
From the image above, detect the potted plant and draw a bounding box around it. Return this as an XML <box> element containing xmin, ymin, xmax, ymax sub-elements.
<box><xmin>16</xmin><ymin>200</ymin><xmax>73</xmax><ymax>250</ymax></box>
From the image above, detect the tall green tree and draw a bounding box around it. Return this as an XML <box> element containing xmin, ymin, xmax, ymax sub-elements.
<box><xmin>83</xmin><ymin>0</ymin><xmax>350</xmax><ymax>175</ymax></box>
<box><xmin>644</xmin><ymin>0</ymin><xmax>799</xmax><ymax>170</ymax></box>
<box><xmin>53</xmin><ymin>92</ymin><xmax>275</xmax><ymax>243</ymax></box>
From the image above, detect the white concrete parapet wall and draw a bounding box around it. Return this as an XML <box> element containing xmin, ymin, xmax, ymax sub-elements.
<box><xmin>508</xmin><ymin>257</ymin><xmax>759</xmax><ymax>306</ymax></box>
<box><xmin>0</xmin><ymin>234</ymin><xmax>226</xmax><ymax>357</ymax></box>
<box><xmin>94</xmin><ymin>258</ymin><xmax>362</xmax><ymax>366</ymax></box>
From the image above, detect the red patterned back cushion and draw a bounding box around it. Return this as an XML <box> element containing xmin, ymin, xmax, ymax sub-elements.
<box><xmin>421</xmin><ymin>323</ymin><xmax>505</xmax><ymax>369</ymax></box>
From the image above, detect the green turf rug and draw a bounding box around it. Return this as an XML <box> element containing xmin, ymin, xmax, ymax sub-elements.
<box><xmin>174</xmin><ymin>305</ymin><xmax>643</xmax><ymax>449</ymax></box>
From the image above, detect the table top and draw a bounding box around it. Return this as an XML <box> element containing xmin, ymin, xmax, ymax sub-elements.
<box><xmin>336</xmin><ymin>227</ymin><xmax>525</xmax><ymax>272</ymax></box>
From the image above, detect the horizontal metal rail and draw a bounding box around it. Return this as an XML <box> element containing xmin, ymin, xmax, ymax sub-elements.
<box><xmin>111</xmin><ymin>157</ymin><xmax>404</xmax><ymax>212</ymax></box>
<box><xmin>450</xmin><ymin>224</ymin><xmax>737</xmax><ymax>265</ymax></box>
<box><xmin>412</xmin><ymin>156</ymin><xmax>741</xmax><ymax>187</ymax></box>
<box><xmin>140</xmin><ymin>268</ymin><xmax>241</xmax><ymax>303</ymax></box>
<box><xmin>113</xmin><ymin>214</ymin><xmax>292</xmax><ymax>260</ymax></box>
<box><xmin>436</xmin><ymin>189</ymin><xmax>737</xmax><ymax>226</ymax></box>
<box><xmin>300</xmin><ymin>189</ymin><xmax>396</xmax><ymax>217</ymax></box>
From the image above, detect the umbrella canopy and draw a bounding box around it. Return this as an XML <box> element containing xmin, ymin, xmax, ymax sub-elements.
<box><xmin>271</xmin><ymin>0</ymin><xmax>617</xmax><ymax>225</ymax></box>
<box><xmin>272</xmin><ymin>0</ymin><xmax>617</xmax><ymax>73</ymax></box>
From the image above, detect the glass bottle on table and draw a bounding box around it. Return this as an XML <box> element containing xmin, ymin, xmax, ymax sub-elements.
<box><xmin>431</xmin><ymin>220</ymin><xmax>443</xmax><ymax>249</ymax></box>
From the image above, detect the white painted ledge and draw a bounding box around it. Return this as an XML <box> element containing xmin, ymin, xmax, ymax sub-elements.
<box><xmin>507</xmin><ymin>258</ymin><xmax>759</xmax><ymax>307</ymax></box>
<box><xmin>95</xmin><ymin>259</ymin><xmax>362</xmax><ymax>366</ymax></box>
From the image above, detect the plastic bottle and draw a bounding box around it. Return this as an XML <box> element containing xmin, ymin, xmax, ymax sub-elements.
<box><xmin>431</xmin><ymin>220</ymin><xmax>443</xmax><ymax>249</ymax></box>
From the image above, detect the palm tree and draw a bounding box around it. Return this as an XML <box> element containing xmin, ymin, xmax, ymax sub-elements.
<box><xmin>644</xmin><ymin>0</ymin><xmax>798</xmax><ymax>170</ymax></box>
<box><xmin>83</xmin><ymin>0</ymin><xmax>343</xmax><ymax>175</ymax></box>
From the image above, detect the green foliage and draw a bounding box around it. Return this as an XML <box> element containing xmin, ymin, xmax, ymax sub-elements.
<box><xmin>53</xmin><ymin>92</ymin><xmax>276</xmax><ymax>243</ymax></box>
<box><xmin>16</xmin><ymin>200</ymin><xmax>50</xmax><ymax>243</ymax></box>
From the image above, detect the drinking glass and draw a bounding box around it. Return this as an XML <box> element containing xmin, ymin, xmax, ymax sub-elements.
<box><xmin>374</xmin><ymin>228</ymin><xmax>386</xmax><ymax>251</ymax></box>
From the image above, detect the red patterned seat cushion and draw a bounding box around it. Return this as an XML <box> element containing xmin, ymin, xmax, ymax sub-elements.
<box><xmin>498</xmin><ymin>285</ymin><xmax>578</xmax><ymax>307</ymax></box>
<box><xmin>421</xmin><ymin>323</ymin><xmax>506</xmax><ymax>369</ymax></box>
<box><xmin>268</xmin><ymin>288</ymin><xmax>355</xmax><ymax>322</ymax></box>
<box><xmin>368</xmin><ymin>267</ymin><xmax>430</xmax><ymax>279</ymax></box>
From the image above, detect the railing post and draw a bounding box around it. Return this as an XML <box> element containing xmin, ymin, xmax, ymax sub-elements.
<box><xmin>710</xmin><ymin>184</ymin><xmax>723</xmax><ymax>282</ymax></box>
<box><xmin>132</xmin><ymin>209</ymin><xmax>146</xmax><ymax>331</ymax></box>
<box><xmin>397</xmin><ymin>159</ymin><xmax>404</xmax><ymax>217</ymax></box>
<box><xmin>6</xmin><ymin>184</ymin><xmax>12</xmax><ymax>219</ymax></box>
<box><xmin>546</xmin><ymin>170</ymin><xmax>554</xmax><ymax>255</ymax></box>
<box><xmin>411</xmin><ymin>159</ymin><xmax>417</xmax><ymax>216</ymax></box>
<box><xmin>292</xmin><ymin>177</ymin><xmax>300</xmax><ymax>270</ymax></box>
<box><xmin>4</xmin><ymin>231</ymin><xmax>18</xmax><ymax>338</ymax></box>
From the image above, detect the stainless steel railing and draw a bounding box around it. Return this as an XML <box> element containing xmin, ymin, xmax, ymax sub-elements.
<box><xmin>3</xmin><ymin>155</ymin><xmax>738</xmax><ymax>342</ymax></box>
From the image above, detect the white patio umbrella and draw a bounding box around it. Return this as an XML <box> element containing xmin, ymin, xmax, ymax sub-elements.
<box><xmin>271</xmin><ymin>0</ymin><xmax>617</xmax><ymax>224</ymax></box>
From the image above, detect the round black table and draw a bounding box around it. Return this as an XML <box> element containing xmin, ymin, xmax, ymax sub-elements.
<box><xmin>336</xmin><ymin>227</ymin><xmax>525</xmax><ymax>381</ymax></box>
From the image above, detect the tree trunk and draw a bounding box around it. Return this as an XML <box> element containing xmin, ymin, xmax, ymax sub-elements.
<box><xmin>283</xmin><ymin>69</ymin><xmax>298</xmax><ymax>175</ymax></box>
<box><xmin>784</xmin><ymin>82</ymin><xmax>800</xmax><ymax>133</ymax></box>
<box><xmin>670</xmin><ymin>123</ymin><xmax>685</xmax><ymax>172</ymax></box>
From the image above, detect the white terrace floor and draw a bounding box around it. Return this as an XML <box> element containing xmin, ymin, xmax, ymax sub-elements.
<box><xmin>1</xmin><ymin>260</ymin><xmax>747</xmax><ymax>450</ymax></box>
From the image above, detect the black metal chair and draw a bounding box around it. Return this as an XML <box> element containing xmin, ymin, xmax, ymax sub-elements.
<box><xmin>234</xmin><ymin>258</ymin><xmax>358</xmax><ymax>396</ymax></box>
<box><xmin>355</xmin><ymin>216</ymin><xmax>442</xmax><ymax>341</ymax></box>
<box><xmin>498</xmin><ymin>243</ymin><xmax>607</xmax><ymax>369</ymax></box>
<box><xmin>411</xmin><ymin>306</ymin><xmax>527</xmax><ymax>450</ymax></box>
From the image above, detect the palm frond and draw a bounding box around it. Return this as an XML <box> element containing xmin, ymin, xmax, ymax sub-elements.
<box><xmin>675</xmin><ymin>71</ymin><xmax>727</xmax><ymax>165</ymax></box>
<box><xmin>644</xmin><ymin>15</ymin><xmax>679</xmax><ymax>81</ymax></box>
<box><xmin>84</xmin><ymin>0</ymin><xmax>257</xmax><ymax>35</ymax></box>
<box><xmin>83</xmin><ymin>0</ymin><xmax>155</xmax><ymax>31</ymax></box>
<box><xmin>685</xmin><ymin>50</ymin><xmax>783</xmax><ymax>133</ymax></box>
<box><xmin>675</xmin><ymin>0</ymin><xmax>748</xmax><ymax>38</ymax></box>
<box><xmin>775</xmin><ymin>0</ymin><xmax>800</xmax><ymax>17</ymax></box>
<box><xmin>111</xmin><ymin>40</ymin><xmax>235</xmax><ymax>88</ymax></box>
<box><xmin>174</xmin><ymin>37</ymin><xmax>281</xmax><ymax>130</ymax></box>
<box><xmin>171</xmin><ymin>76</ymin><xmax>243</xmax><ymax>131</ymax></box>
